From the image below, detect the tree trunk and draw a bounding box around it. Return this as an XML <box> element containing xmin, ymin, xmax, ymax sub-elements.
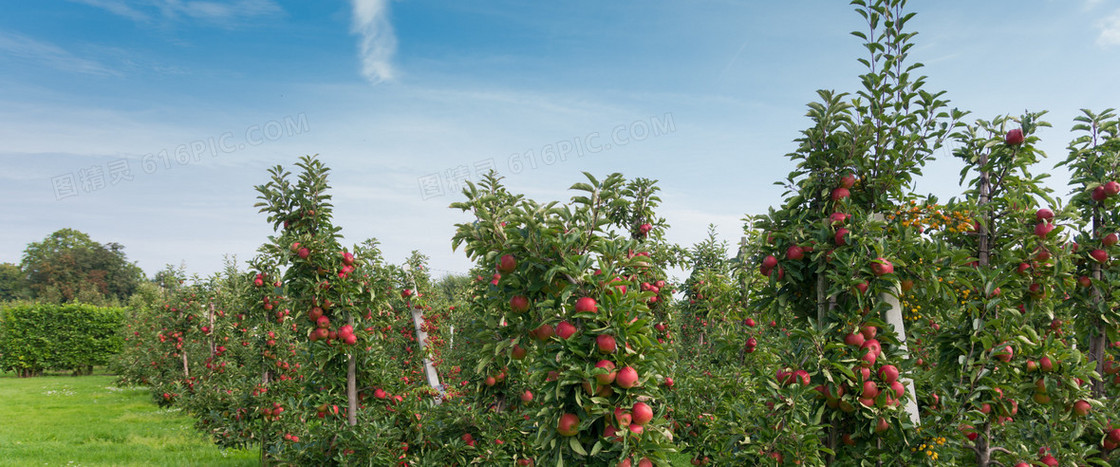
<box><xmin>347</xmin><ymin>317</ymin><xmax>358</xmax><ymax>426</ymax></box>
<box><xmin>1090</xmin><ymin>209</ymin><xmax>1106</xmax><ymax>397</ymax></box>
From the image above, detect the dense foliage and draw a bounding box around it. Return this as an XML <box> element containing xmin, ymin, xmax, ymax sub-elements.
<box><xmin>0</xmin><ymin>302</ymin><xmax>125</xmax><ymax>376</ymax></box>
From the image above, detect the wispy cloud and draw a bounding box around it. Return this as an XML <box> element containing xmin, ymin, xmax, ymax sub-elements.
<box><xmin>350</xmin><ymin>0</ymin><xmax>397</xmax><ymax>84</ymax></box>
<box><xmin>0</xmin><ymin>31</ymin><xmax>120</xmax><ymax>76</ymax></box>
<box><xmin>69</xmin><ymin>0</ymin><xmax>282</xmax><ymax>27</ymax></box>
<box><xmin>1098</xmin><ymin>8</ymin><xmax>1120</xmax><ymax>47</ymax></box>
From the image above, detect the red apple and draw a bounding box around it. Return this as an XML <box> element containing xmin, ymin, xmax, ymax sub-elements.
<box><xmin>878</xmin><ymin>365</ymin><xmax>899</xmax><ymax>383</ymax></box>
<box><xmin>511</xmin><ymin>344</ymin><xmax>527</xmax><ymax>360</ymax></box>
<box><xmin>1005</xmin><ymin>128</ymin><xmax>1024</xmax><ymax>146</ymax></box>
<box><xmin>861</xmin><ymin>339</ymin><xmax>882</xmax><ymax>358</ymax></box>
<box><xmin>1036</xmin><ymin>208</ymin><xmax>1054</xmax><ymax>221</ymax></box>
<box><xmin>831</xmin><ymin>187</ymin><xmax>851</xmax><ymax>201</ymax></box>
<box><xmin>597</xmin><ymin>334</ymin><xmax>617</xmax><ymax>353</ymax></box>
<box><xmin>557</xmin><ymin>413</ymin><xmax>580</xmax><ymax>437</ymax></box>
<box><xmin>786</xmin><ymin>245</ymin><xmax>805</xmax><ymax>261</ymax></box>
<box><xmin>575</xmin><ymin>297</ymin><xmax>598</xmax><ymax>313</ymax></box>
<box><xmin>840</xmin><ymin>174</ymin><xmax>857</xmax><ymax>189</ymax></box>
<box><xmin>861</xmin><ymin>380</ymin><xmax>880</xmax><ymax>399</ymax></box>
<box><xmin>1106</xmin><ymin>233</ymin><xmax>1119</xmax><ymax>247</ymax></box>
<box><xmin>595</xmin><ymin>360</ymin><xmax>617</xmax><ymax>385</ymax></box>
<box><xmin>639</xmin><ymin>223</ymin><xmax>653</xmax><ymax>236</ymax></box>
<box><xmin>844</xmin><ymin>332</ymin><xmax>865</xmax><ymax>347</ymax></box>
<box><xmin>1040</xmin><ymin>356</ymin><xmax>1055</xmax><ymax>372</ymax></box>
<box><xmin>616</xmin><ymin>366</ymin><xmax>639</xmax><ymax>388</ymax></box>
<box><xmin>556</xmin><ymin>321</ymin><xmax>577</xmax><ymax>339</ymax></box>
<box><xmin>835</xmin><ymin>228</ymin><xmax>849</xmax><ymax>245</ymax></box>
<box><xmin>994</xmin><ymin>345</ymin><xmax>1013</xmax><ymax>363</ymax></box>
<box><xmin>1073</xmin><ymin>399</ymin><xmax>1090</xmax><ymax>416</ymax></box>
<box><xmin>520</xmin><ymin>390</ymin><xmax>533</xmax><ymax>403</ymax></box>
<box><xmin>497</xmin><ymin>254</ymin><xmax>517</xmax><ymax>274</ymax></box>
<box><xmin>631</xmin><ymin>402</ymin><xmax>653</xmax><ymax>425</ymax></box>
<box><xmin>1107</xmin><ymin>181</ymin><xmax>1120</xmax><ymax>195</ymax></box>
<box><xmin>533</xmin><ymin>323</ymin><xmax>554</xmax><ymax>341</ymax></box>
<box><xmin>1034</xmin><ymin>222</ymin><xmax>1054</xmax><ymax>238</ymax></box>
<box><xmin>1092</xmin><ymin>249</ymin><xmax>1109</xmax><ymax>263</ymax></box>
<box><xmin>871</xmin><ymin>258</ymin><xmax>894</xmax><ymax>276</ymax></box>
<box><xmin>1093</xmin><ymin>185</ymin><xmax>1108</xmax><ymax>201</ymax></box>
<box><xmin>297</xmin><ymin>247</ymin><xmax>310</xmax><ymax>259</ymax></box>
<box><xmin>875</xmin><ymin>417</ymin><xmax>889</xmax><ymax>434</ymax></box>
<box><xmin>829</xmin><ymin>212</ymin><xmax>849</xmax><ymax>225</ymax></box>
<box><xmin>510</xmin><ymin>295</ymin><xmax>530</xmax><ymax>313</ymax></box>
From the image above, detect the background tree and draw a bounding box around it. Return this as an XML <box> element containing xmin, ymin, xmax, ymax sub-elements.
<box><xmin>0</xmin><ymin>262</ymin><xmax>29</xmax><ymax>301</ymax></box>
<box><xmin>20</xmin><ymin>228</ymin><xmax>143</xmax><ymax>304</ymax></box>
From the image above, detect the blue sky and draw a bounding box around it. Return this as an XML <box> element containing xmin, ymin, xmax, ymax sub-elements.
<box><xmin>2</xmin><ymin>0</ymin><xmax>1119</xmax><ymax>280</ymax></box>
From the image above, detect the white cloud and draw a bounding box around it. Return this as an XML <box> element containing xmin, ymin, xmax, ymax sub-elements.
<box><xmin>69</xmin><ymin>0</ymin><xmax>282</xmax><ymax>27</ymax></box>
<box><xmin>350</xmin><ymin>0</ymin><xmax>398</xmax><ymax>84</ymax></box>
<box><xmin>69</xmin><ymin>0</ymin><xmax>150</xmax><ymax>22</ymax></box>
<box><xmin>0</xmin><ymin>31</ymin><xmax>119</xmax><ymax>76</ymax></box>
<box><xmin>1098</xmin><ymin>8</ymin><xmax>1120</xmax><ymax>47</ymax></box>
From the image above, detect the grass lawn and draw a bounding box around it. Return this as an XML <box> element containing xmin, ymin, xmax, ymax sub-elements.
<box><xmin>0</xmin><ymin>372</ymin><xmax>258</xmax><ymax>466</ymax></box>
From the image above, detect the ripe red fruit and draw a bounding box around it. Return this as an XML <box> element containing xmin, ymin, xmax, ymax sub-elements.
<box><xmin>637</xmin><ymin>458</ymin><xmax>652</xmax><ymax>467</ymax></box>
<box><xmin>316</xmin><ymin>315</ymin><xmax>331</xmax><ymax>329</ymax></box>
<box><xmin>497</xmin><ymin>254</ymin><xmax>517</xmax><ymax>274</ymax></box>
<box><xmin>762</xmin><ymin>255</ymin><xmax>778</xmax><ymax>270</ymax></box>
<box><xmin>835</xmin><ymin>228</ymin><xmax>849</xmax><ymax>245</ymax></box>
<box><xmin>1005</xmin><ymin>128</ymin><xmax>1024</xmax><ymax>146</ymax></box>
<box><xmin>889</xmin><ymin>381</ymin><xmax>906</xmax><ymax>398</ymax></box>
<box><xmin>1040</xmin><ymin>454</ymin><xmax>1058</xmax><ymax>467</ymax></box>
<box><xmin>875</xmin><ymin>417</ymin><xmax>889</xmax><ymax>434</ymax></box>
<box><xmin>744</xmin><ymin>318</ymin><xmax>757</xmax><ymax>327</ymax></box>
<box><xmin>1109</xmin><ymin>428</ymin><xmax>1120</xmax><ymax>443</ymax></box>
<box><xmin>1091</xmin><ymin>249</ymin><xmax>1109</xmax><ymax>263</ymax></box>
<box><xmin>297</xmin><ymin>247</ymin><xmax>310</xmax><ymax>259</ymax></box>
<box><xmin>861</xmin><ymin>339</ymin><xmax>882</xmax><ymax>358</ymax></box>
<box><xmin>995</xmin><ymin>345</ymin><xmax>1013</xmax><ymax>363</ymax></box>
<box><xmin>1072</xmin><ymin>399</ymin><xmax>1090</xmax><ymax>416</ymax></box>
<box><xmin>860</xmin><ymin>325</ymin><xmax>878</xmax><ymax>340</ymax></box>
<box><xmin>631</xmin><ymin>402</ymin><xmax>653</xmax><ymax>425</ymax></box>
<box><xmin>840</xmin><ymin>174</ymin><xmax>857</xmax><ymax>189</ymax></box>
<box><xmin>532</xmin><ymin>323</ymin><xmax>554</xmax><ymax>341</ymax></box>
<box><xmin>871</xmin><ymin>258</ymin><xmax>894</xmax><ymax>276</ymax></box>
<box><xmin>520</xmin><ymin>390</ymin><xmax>533</xmax><ymax>403</ymax></box>
<box><xmin>595</xmin><ymin>360</ymin><xmax>617</xmax><ymax>385</ymax></box>
<box><xmin>878</xmin><ymin>365</ymin><xmax>899</xmax><ymax>383</ymax></box>
<box><xmin>1034</xmin><ymin>222</ymin><xmax>1054</xmax><ymax>238</ymax></box>
<box><xmin>854</xmin><ymin>281</ymin><xmax>869</xmax><ymax>295</ymax></box>
<box><xmin>1105</xmin><ymin>233</ymin><xmax>1119</xmax><ymax>247</ymax></box>
<box><xmin>484</xmin><ymin>376</ymin><xmax>496</xmax><ymax>387</ymax></box>
<box><xmin>556</xmin><ymin>321</ymin><xmax>577</xmax><ymax>339</ymax></box>
<box><xmin>844</xmin><ymin>332</ymin><xmax>865</xmax><ymax>347</ymax></box>
<box><xmin>557</xmin><ymin>413</ymin><xmax>580</xmax><ymax>437</ymax></box>
<box><xmin>597</xmin><ymin>334</ymin><xmax>617</xmax><ymax>353</ymax></box>
<box><xmin>829</xmin><ymin>212</ymin><xmax>849</xmax><ymax>225</ymax></box>
<box><xmin>793</xmin><ymin>369</ymin><xmax>810</xmax><ymax>386</ymax></box>
<box><xmin>638</xmin><ymin>223</ymin><xmax>653</xmax><ymax>236</ymax></box>
<box><xmin>861</xmin><ymin>380</ymin><xmax>879</xmax><ymax>399</ymax></box>
<box><xmin>664</xmin><ymin>377</ymin><xmax>674</xmax><ymax>388</ymax></box>
<box><xmin>786</xmin><ymin>245</ymin><xmax>804</xmax><ymax>261</ymax></box>
<box><xmin>1040</xmin><ymin>356</ymin><xmax>1055</xmax><ymax>372</ymax></box>
<box><xmin>401</xmin><ymin>289</ymin><xmax>414</xmax><ymax>298</ymax></box>
<box><xmin>289</xmin><ymin>242</ymin><xmax>301</xmax><ymax>253</ymax></box>
<box><xmin>342</xmin><ymin>334</ymin><xmax>357</xmax><ymax>345</ymax></box>
<box><xmin>1107</xmin><ymin>181</ymin><xmax>1120</xmax><ymax>195</ymax></box>
<box><xmin>511</xmin><ymin>344</ymin><xmax>527</xmax><ymax>360</ymax></box>
<box><xmin>1093</xmin><ymin>186</ymin><xmax>1108</xmax><ymax>201</ymax></box>
<box><xmin>831</xmin><ymin>187</ymin><xmax>851</xmax><ymax>201</ymax></box>
<box><xmin>1036</xmin><ymin>208</ymin><xmax>1054</xmax><ymax>221</ymax></box>
<box><xmin>616</xmin><ymin>366</ymin><xmax>639</xmax><ymax>388</ymax></box>
<box><xmin>575</xmin><ymin>297</ymin><xmax>598</xmax><ymax>313</ymax></box>
<box><xmin>510</xmin><ymin>295</ymin><xmax>530</xmax><ymax>313</ymax></box>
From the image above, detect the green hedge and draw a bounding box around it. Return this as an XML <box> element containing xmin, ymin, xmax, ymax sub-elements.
<box><xmin>0</xmin><ymin>303</ymin><xmax>125</xmax><ymax>376</ymax></box>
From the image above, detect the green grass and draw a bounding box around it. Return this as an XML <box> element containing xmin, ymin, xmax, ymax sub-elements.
<box><xmin>0</xmin><ymin>373</ymin><xmax>258</xmax><ymax>466</ymax></box>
